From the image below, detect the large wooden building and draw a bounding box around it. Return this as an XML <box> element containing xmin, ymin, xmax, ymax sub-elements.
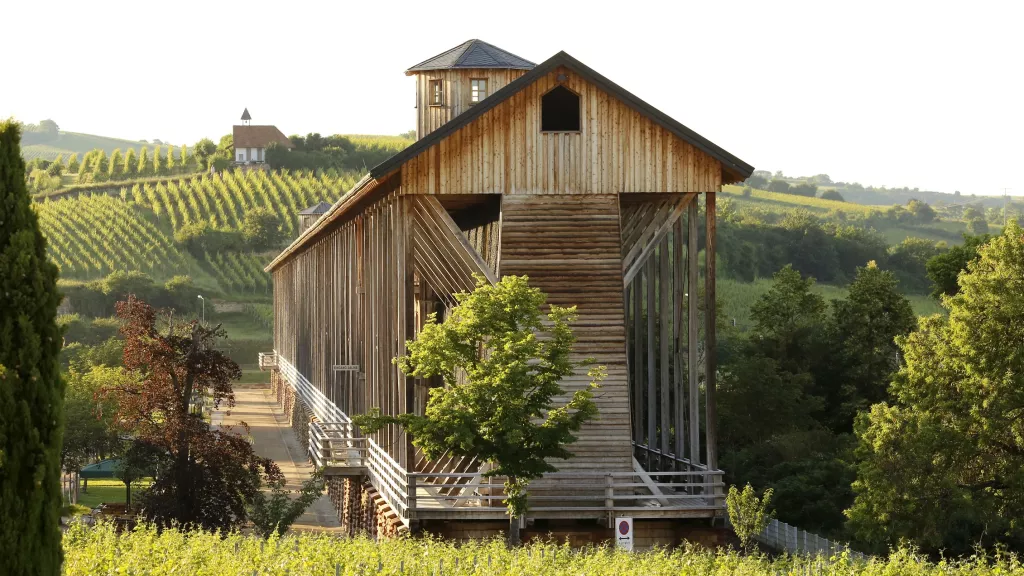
<box><xmin>262</xmin><ymin>39</ymin><xmax>753</xmax><ymax>541</ymax></box>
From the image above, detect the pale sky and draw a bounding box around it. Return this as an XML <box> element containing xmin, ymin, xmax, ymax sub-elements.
<box><xmin>4</xmin><ymin>0</ymin><xmax>1022</xmax><ymax>196</ymax></box>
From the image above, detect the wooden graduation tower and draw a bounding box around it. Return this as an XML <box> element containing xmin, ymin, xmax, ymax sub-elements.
<box><xmin>263</xmin><ymin>39</ymin><xmax>753</xmax><ymax>534</ymax></box>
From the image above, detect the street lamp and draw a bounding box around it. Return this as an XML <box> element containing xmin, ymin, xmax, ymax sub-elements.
<box><xmin>197</xmin><ymin>295</ymin><xmax>205</xmax><ymax>324</ymax></box>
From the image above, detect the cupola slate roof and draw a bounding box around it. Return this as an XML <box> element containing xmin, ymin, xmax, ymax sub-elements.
<box><xmin>299</xmin><ymin>201</ymin><xmax>333</xmax><ymax>215</ymax></box>
<box><xmin>406</xmin><ymin>39</ymin><xmax>535</xmax><ymax>75</ymax></box>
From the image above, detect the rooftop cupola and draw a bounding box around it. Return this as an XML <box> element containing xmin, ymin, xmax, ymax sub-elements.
<box><xmin>407</xmin><ymin>39</ymin><xmax>535</xmax><ymax>140</ymax></box>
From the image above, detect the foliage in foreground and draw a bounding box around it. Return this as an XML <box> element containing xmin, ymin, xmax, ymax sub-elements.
<box><xmin>353</xmin><ymin>275</ymin><xmax>602</xmax><ymax>534</ymax></box>
<box><xmin>849</xmin><ymin>221</ymin><xmax>1024</xmax><ymax>554</ymax></box>
<box><xmin>727</xmin><ymin>484</ymin><xmax>775</xmax><ymax>551</ymax></box>
<box><xmin>63</xmin><ymin>523</ymin><xmax>1024</xmax><ymax>576</ymax></box>
<box><xmin>0</xmin><ymin>118</ymin><xmax>66</xmax><ymax>575</ymax></box>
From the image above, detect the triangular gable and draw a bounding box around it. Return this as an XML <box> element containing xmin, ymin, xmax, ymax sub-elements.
<box><xmin>375</xmin><ymin>51</ymin><xmax>753</xmax><ymax>185</ymax></box>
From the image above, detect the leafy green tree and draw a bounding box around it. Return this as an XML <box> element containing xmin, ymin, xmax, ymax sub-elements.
<box><xmin>820</xmin><ymin>189</ymin><xmax>844</xmax><ymax>202</ymax></box>
<box><xmin>240</xmin><ymin>207</ymin><xmax>283</xmax><ymax>250</ymax></box>
<box><xmin>967</xmin><ymin>216</ymin><xmax>989</xmax><ymax>235</ymax></box>
<box><xmin>67</xmin><ymin>153</ymin><xmax>79</xmax><ymax>173</ymax></box>
<box><xmin>925</xmin><ymin>233</ymin><xmax>991</xmax><ymax>298</ymax></box>
<box><xmin>216</xmin><ymin>135</ymin><xmax>234</xmax><ymax>163</ymax></box>
<box><xmin>179</xmin><ymin>144</ymin><xmax>189</xmax><ymax>170</ymax></box>
<box><xmin>826</xmin><ymin>263</ymin><xmax>916</xmax><ymax>430</ymax></box>
<box><xmin>92</xmin><ymin>150</ymin><xmax>109</xmax><ymax>182</ymax></box>
<box><xmin>727</xmin><ymin>483</ymin><xmax>774</xmax><ymax>551</ymax></box>
<box><xmin>789</xmin><ymin>181</ymin><xmax>817</xmax><ymax>197</ymax></box>
<box><xmin>247</xmin><ymin>469</ymin><xmax>325</xmax><ymax>538</ymax></box>
<box><xmin>906</xmin><ymin>199</ymin><xmax>936</xmax><ymax>223</ymax></box>
<box><xmin>61</xmin><ymin>366</ymin><xmax>122</xmax><ymax>474</ymax></box>
<box><xmin>767</xmin><ymin>179</ymin><xmax>790</xmax><ymax>193</ymax></box>
<box><xmin>0</xmin><ymin>118</ymin><xmax>66</xmax><ymax>575</ymax></box>
<box><xmin>353</xmin><ymin>276</ymin><xmax>602</xmax><ymax>545</ymax></box>
<box><xmin>45</xmin><ymin>158</ymin><xmax>63</xmax><ymax>177</ymax></box>
<box><xmin>847</xmin><ymin>221</ymin><xmax>1024</xmax><ymax>554</ymax></box>
<box><xmin>123</xmin><ymin>148</ymin><xmax>138</xmax><ymax>177</ymax></box>
<box><xmin>165</xmin><ymin>144</ymin><xmax>176</xmax><ymax>172</ymax></box>
<box><xmin>137</xmin><ymin>146</ymin><xmax>151</xmax><ymax>176</ymax></box>
<box><xmin>77</xmin><ymin>151</ymin><xmax>92</xmax><ymax>178</ymax></box>
<box><xmin>192</xmin><ymin>138</ymin><xmax>216</xmax><ymax>169</ymax></box>
<box><xmin>108</xmin><ymin>148</ymin><xmax>124</xmax><ymax>179</ymax></box>
<box><xmin>152</xmin><ymin>145</ymin><xmax>164</xmax><ymax>175</ymax></box>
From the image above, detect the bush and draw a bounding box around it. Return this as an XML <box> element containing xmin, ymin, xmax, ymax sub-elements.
<box><xmin>241</xmin><ymin>207</ymin><xmax>283</xmax><ymax>250</ymax></box>
<box><xmin>967</xmin><ymin>217</ymin><xmax>989</xmax><ymax>235</ymax></box>
<box><xmin>742</xmin><ymin>186</ymin><xmax>752</xmax><ymax>197</ymax></box>
<box><xmin>174</xmin><ymin>221</ymin><xmax>241</xmax><ymax>254</ymax></box>
<box><xmin>727</xmin><ymin>483</ymin><xmax>775</xmax><ymax>551</ymax></box>
<box><xmin>820</xmin><ymin>189</ymin><xmax>845</xmax><ymax>202</ymax></box>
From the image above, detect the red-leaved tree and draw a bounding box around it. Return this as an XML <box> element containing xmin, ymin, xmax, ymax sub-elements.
<box><xmin>102</xmin><ymin>297</ymin><xmax>282</xmax><ymax>531</ymax></box>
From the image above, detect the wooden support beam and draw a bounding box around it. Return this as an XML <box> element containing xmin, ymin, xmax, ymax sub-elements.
<box><xmin>632</xmin><ymin>457</ymin><xmax>670</xmax><ymax>507</ymax></box>
<box><xmin>415</xmin><ymin>196</ymin><xmax>499</xmax><ymax>285</ymax></box>
<box><xmin>687</xmin><ymin>199</ymin><xmax>700</xmax><ymax>466</ymax></box>
<box><xmin>704</xmin><ymin>192</ymin><xmax>718</xmax><ymax>473</ymax></box>
<box><xmin>658</xmin><ymin>237</ymin><xmax>670</xmax><ymax>469</ymax></box>
<box><xmin>645</xmin><ymin>257</ymin><xmax>656</xmax><ymax>469</ymax></box>
<box><xmin>672</xmin><ymin>217</ymin><xmax>684</xmax><ymax>467</ymax></box>
<box><xmin>622</xmin><ymin>194</ymin><xmax>696</xmax><ymax>286</ymax></box>
<box><xmin>631</xmin><ymin>275</ymin><xmax>644</xmax><ymax>450</ymax></box>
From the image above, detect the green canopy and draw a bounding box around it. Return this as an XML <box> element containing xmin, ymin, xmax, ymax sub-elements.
<box><xmin>79</xmin><ymin>459</ymin><xmax>120</xmax><ymax>479</ymax></box>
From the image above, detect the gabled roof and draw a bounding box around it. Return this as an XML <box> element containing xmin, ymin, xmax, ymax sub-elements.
<box><xmin>299</xmin><ymin>201</ymin><xmax>332</xmax><ymax>215</ymax></box>
<box><xmin>380</xmin><ymin>51</ymin><xmax>752</xmax><ymax>182</ymax></box>
<box><xmin>267</xmin><ymin>50</ymin><xmax>755</xmax><ymax>273</ymax></box>
<box><xmin>405</xmin><ymin>39</ymin><xmax>535</xmax><ymax>75</ymax></box>
<box><xmin>233</xmin><ymin>125</ymin><xmax>294</xmax><ymax>149</ymax></box>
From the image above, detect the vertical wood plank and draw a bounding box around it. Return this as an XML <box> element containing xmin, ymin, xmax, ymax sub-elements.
<box><xmin>687</xmin><ymin>199</ymin><xmax>700</xmax><ymax>466</ymax></box>
<box><xmin>672</xmin><ymin>217</ymin><xmax>684</xmax><ymax>463</ymax></box>
<box><xmin>704</xmin><ymin>192</ymin><xmax>718</xmax><ymax>473</ymax></box>
<box><xmin>658</xmin><ymin>235</ymin><xmax>670</xmax><ymax>469</ymax></box>
<box><xmin>645</xmin><ymin>255</ymin><xmax>656</xmax><ymax>468</ymax></box>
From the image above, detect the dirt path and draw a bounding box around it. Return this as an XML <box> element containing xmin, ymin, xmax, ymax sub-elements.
<box><xmin>215</xmin><ymin>386</ymin><xmax>343</xmax><ymax>533</ymax></box>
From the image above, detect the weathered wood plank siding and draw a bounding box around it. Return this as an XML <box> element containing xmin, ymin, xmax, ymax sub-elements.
<box><xmin>499</xmin><ymin>194</ymin><xmax>633</xmax><ymax>472</ymax></box>
<box><xmin>273</xmin><ymin>191</ymin><xmax>414</xmax><ymax>469</ymax></box>
<box><xmin>403</xmin><ymin>66</ymin><xmax>723</xmax><ymax>196</ymax></box>
<box><xmin>416</xmin><ymin>69</ymin><xmax>528</xmax><ymax>139</ymax></box>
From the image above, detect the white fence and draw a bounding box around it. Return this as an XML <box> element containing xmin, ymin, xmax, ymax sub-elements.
<box><xmin>753</xmin><ymin>518</ymin><xmax>867</xmax><ymax>560</ymax></box>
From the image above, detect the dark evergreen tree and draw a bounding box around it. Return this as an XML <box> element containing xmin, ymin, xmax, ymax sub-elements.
<box><xmin>0</xmin><ymin>118</ymin><xmax>66</xmax><ymax>575</ymax></box>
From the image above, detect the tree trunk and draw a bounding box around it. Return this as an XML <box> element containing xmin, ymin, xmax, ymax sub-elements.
<box><xmin>508</xmin><ymin>514</ymin><xmax>521</xmax><ymax>547</ymax></box>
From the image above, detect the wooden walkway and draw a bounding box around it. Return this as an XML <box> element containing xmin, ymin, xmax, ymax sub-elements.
<box><xmin>214</xmin><ymin>385</ymin><xmax>343</xmax><ymax>533</ymax></box>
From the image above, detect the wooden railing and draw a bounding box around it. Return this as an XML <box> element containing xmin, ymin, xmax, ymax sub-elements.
<box><xmin>271</xmin><ymin>351</ymin><xmax>726</xmax><ymax>524</ymax></box>
<box><xmin>257</xmin><ymin>352</ymin><xmax>277</xmax><ymax>370</ymax></box>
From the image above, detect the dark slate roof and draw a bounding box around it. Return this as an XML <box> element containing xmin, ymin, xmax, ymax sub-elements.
<box><xmin>406</xmin><ymin>39</ymin><xmax>535</xmax><ymax>75</ymax></box>
<box><xmin>378</xmin><ymin>51</ymin><xmax>753</xmax><ymax>182</ymax></box>
<box><xmin>240</xmin><ymin>107</ymin><xmax>251</xmax><ymax>121</ymax></box>
<box><xmin>299</xmin><ymin>201</ymin><xmax>332</xmax><ymax>215</ymax></box>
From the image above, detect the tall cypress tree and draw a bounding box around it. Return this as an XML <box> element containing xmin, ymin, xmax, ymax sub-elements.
<box><xmin>0</xmin><ymin>119</ymin><xmax>65</xmax><ymax>574</ymax></box>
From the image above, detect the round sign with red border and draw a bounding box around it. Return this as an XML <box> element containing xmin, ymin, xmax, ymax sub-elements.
<box><xmin>618</xmin><ymin>520</ymin><xmax>630</xmax><ymax>535</ymax></box>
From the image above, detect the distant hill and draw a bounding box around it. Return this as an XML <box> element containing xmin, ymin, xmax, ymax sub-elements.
<box><xmin>21</xmin><ymin>131</ymin><xmax>172</xmax><ymax>161</ymax></box>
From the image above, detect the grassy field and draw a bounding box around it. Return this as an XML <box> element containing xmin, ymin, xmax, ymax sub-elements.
<box><xmin>64</xmin><ymin>478</ymin><xmax>151</xmax><ymax>509</ymax></box>
<box><xmin>720</xmin><ymin>277</ymin><xmax>943</xmax><ymax>330</ymax></box>
<box><xmin>22</xmin><ymin>131</ymin><xmax>162</xmax><ymax>162</ymax></box>
<box><xmin>64</xmin><ymin>524</ymin><xmax>1024</xmax><ymax>576</ymax></box>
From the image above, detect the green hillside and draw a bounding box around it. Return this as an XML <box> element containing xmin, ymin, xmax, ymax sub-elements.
<box><xmin>21</xmin><ymin>131</ymin><xmax>169</xmax><ymax>161</ymax></box>
<box><xmin>36</xmin><ymin>168</ymin><xmax>359</xmax><ymax>293</ymax></box>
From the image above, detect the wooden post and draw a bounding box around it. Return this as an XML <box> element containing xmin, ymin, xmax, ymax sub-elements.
<box><xmin>407</xmin><ymin>474</ymin><xmax>417</xmax><ymax>519</ymax></box>
<box><xmin>672</xmin><ymin>217</ymin><xmax>684</xmax><ymax>469</ymax></box>
<box><xmin>658</xmin><ymin>238</ymin><xmax>670</xmax><ymax>470</ymax></box>
<box><xmin>645</xmin><ymin>257</ymin><xmax>656</xmax><ymax>469</ymax></box>
<box><xmin>704</xmin><ymin>192</ymin><xmax>718</xmax><ymax>480</ymax></box>
<box><xmin>632</xmin><ymin>276</ymin><xmax>644</xmax><ymax>457</ymax></box>
<box><xmin>605</xmin><ymin>474</ymin><xmax>615</xmax><ymax>528</ymax></box>
<box><xmin>687</xmin><ymin>200</ymin><xmax>700</xmax><ymax>467</ymax></box>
